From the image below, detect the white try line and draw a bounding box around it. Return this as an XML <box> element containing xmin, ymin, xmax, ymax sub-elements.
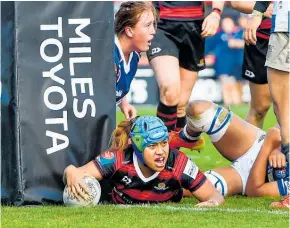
<box><xmin>117</xmin><ymin>204</ymin><xmax>289</xmax><ymax>216</ymax></box>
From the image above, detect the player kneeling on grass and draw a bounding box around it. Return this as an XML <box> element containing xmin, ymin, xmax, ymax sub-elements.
<box><xmin>170</xmin><ymin>100</ymin><xmax>289</xmax><ymax>208</ymax></box>
<box><xmin>63</xmin><ymin>116</ymin><xmax>224</xmax><ymax>206</ymax></box>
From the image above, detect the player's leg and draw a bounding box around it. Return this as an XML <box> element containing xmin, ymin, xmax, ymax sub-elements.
<box><xmin>268</xmin><ymin>68</ymin><xmax>289</xmax><ymax>145</ymax></box>
<box><xmin>170</xmin><ymin>67</ymin><xmax>206</xmax><ymax>151</ymax></box>
<box><xmin>173</xmin><ymin>100</ymin><xmax>260</xmax><ymax>161</ymax></box>
<box><xmin>243</xmin><ymin>37</ymin><xmax>271</xmax><ymax>128</ymax></box>
<box><xmin>265</xmin><ymin>31</ymin><xmax>290</xmax><ymax>208</ymax></box>
<box><xmin>176</xmin><ymin>20</ymin><xmax>205</xmax><ymax>131</ymax></box>
<box><xmin>245</xmin><ymin>82</ymin><xmax>271</xmax><ymax>128</ymax></box>
<box><xmin>147</xmin><ymin>21</ymin><xmax>181</xmax><ymax>131</ymax></box>
<box><xmin>265</xmin><ymin>32</ymin><xmax>290</xmax><ymax>155</ymax></box>
<box><xmin>205</xmin><ymin>127</ymin><xmax>266</xmax><ymax>196</ymax></box>
<box><xmin>244</xmin><ymin>127</ymin><xmax>289</xmax><ymax>197</ymax></box>
<box><xmin>150</xmin><ymin>55</ymin><xmax>180</xmax><ymax>131</ymax></box>
<box><xmin>176</xmin><ymin>67</ymin><xmax>198</xmax><ymax>131</ymax></box>
<box><xmin>205</xmin><ymin>167</ymin><xmax>243</xmax><ymax>196</ymax></box>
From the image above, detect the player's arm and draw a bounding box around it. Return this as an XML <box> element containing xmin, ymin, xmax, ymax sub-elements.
<box><xmin>64</xmin><ymin>150</ymin><xmax>117</xmax><ymax>199</ymax></box>
<box><xmin>231</xmin><ymin>1</ymin><xmax>255</xmax><ymax>14</ymax></box>
<box><xmin>231</xmin><ymin>1</ymin><xmax>273</xmax><ymax>17</ymax></box>
<box><xmin>119</xmin><ymin>96</ymin><xmax>137</xmax><ymax>120</ymax></box>
<box><xmin>193</xmin><ymin>179</ymin><xmax>225</xmax><ymax>207</ymax></box>
<box><xmin>244</xmin><ymin>1</ymin><xmax>271</xmax><ymax>45</ymax></box>
<box><xmin>245</xmin><ymin>128</ymin><xmax>283</xmax><ymax>196</ymax></box>
<box><xmin>181</xmin><ymin>158</ymin><xmax>224</xmax><ymax>206</ymax></box>
<box><xmin>201</xmin><ymin>1</ymin><xmax>225</xmax><ymax>38</ymax></box>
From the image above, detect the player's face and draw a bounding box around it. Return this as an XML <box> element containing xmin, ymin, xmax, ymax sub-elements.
<box><xmin>131</xmin><ymin>10</ymin><xmax>156</xmax><ymax>52</ymax></box>
<box><xmin>143</xmin><ymin>140</ymin><xmax>169</xmax><ymax>172</ymax></box>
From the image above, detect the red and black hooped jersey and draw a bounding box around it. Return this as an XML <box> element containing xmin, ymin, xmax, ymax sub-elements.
<box><xmin>153</xmin><ymin>1</ymin><xmax>204</xmax><ymax>21</ymax></box>
<box><xmin>257</xmin><ymin>18</ymin><xmax>271</xmax><ymax>40</ymax></box>
<box><xmin>93</xmin><ymin>147</ymin><xmax>206</xmax><ymax>204</ymax></box>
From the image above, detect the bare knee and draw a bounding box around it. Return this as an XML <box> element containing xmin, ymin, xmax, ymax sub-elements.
<box><xmin>250</xmin><ymin>102</ymin><xmax>271</xmax><ymax>120</ymax></box>
<box><xmin>160</xmin><ymin>86</ymin><xmax>180</xmax><ymax>106</ymax></box>
<box><xmin>186</xmin><ymin>100</ymin><xmax>213</xmax><ymax>117</ymax></box>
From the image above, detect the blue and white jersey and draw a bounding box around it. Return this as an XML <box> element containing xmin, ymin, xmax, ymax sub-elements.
<box><xmin>115</xmin><ymin>37</ymin><xmax>140</xmax><ymax>105</ymax></box>
<box><xmin>271</xmin><ymin>1</ymin><xmax>290</xmax><ymax>33</ymax></box>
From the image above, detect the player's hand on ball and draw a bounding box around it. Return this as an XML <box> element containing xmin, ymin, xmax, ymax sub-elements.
<box><xmin>268</xmin><ymin>149</ymin><xmax>286</xmax><ymax>168</ymax></box>
<box><xmin>65</xmin><ymin>165</ymin><xmax>90</xmax><ymax>201</ymax></box>
<box><xmin>195</xmin><ymin>200</ymin><xmax>219</xmax><ymax>207</ymax></box>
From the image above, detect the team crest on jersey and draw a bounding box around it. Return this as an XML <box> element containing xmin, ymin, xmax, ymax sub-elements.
<box><xmin>115</xmin><ymin>63</ymin><xmax>121</xmax><ymax>83</ymax></box>
<box><xmin>154</xmin><ymin>182</ymin><xmax>169</xmax><ymax>191</ymax></box>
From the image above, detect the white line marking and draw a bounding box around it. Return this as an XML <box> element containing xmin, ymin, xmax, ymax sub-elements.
<box><xmin>117</xmin><ymin>204</ymin><xmax>289</xmax><ymax>216</ymax></box>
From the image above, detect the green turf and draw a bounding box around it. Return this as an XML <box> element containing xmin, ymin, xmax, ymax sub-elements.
<box><xmin>2</xmin><ymin>104</ymin><xmax>289</xmax><ymax>228</ymax></box>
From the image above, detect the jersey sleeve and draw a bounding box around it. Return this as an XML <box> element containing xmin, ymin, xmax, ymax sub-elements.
<box><xmin>93</xmin><ymin>150</ymin><xmax>118</xmax><ymax>179</ymax></box>
<box><xmin>254</xmin><ymin>1</ymin><xmax>270</xmax><ymax>13</ymax></box>
<box><xmin>180</xmin><ymin>158</ymin><xmax>207</xmax><ymax>192</ymax></box>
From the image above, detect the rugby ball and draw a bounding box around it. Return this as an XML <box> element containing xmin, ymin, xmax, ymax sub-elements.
<box><xmin>63</xmin><ymin>176</ymin><xmax>101</xmax><ymax>207</ymax></box>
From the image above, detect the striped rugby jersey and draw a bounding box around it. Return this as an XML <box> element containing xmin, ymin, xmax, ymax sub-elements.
<box><xmin>93</xmin><ymin>146</ymin><xmax>206</xmax><ymax>204</ymax></box>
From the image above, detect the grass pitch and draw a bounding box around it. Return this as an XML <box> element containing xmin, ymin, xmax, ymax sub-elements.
<box><xmin>2</xmin><ymin>104</ymin><xmax>289</xmax><ymax>228</ymax></box>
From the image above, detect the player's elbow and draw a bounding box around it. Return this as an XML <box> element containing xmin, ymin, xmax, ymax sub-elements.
<box><xmin>245</xmin><ymin>185</ymin><xmax>263</xmax><ymax>197</ymax></box>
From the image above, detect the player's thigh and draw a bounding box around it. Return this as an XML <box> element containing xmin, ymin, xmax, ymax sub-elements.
<box><xmin>249</xmin><ymin>82</ymin><xmax>271</xmax><ymax>111</ymax></box>
<box><xmin>213</xmin><ymin>114</ymin><xmax>259</xmax><ymax>161</ymax></box>
<box><xmin>212</xmin><ymin>166</ymin><xmax>243</xmax><ymax>196</ymax></box>
<box><xmin>179</xmin><ymin>67</ymin><xmax>198</xmax><ymax>106</ymax></box>
<box><xmin>147</xmin><ymin>25</ymin><xmax>180</xmax><ymax>89</ymax></box>
<box><xmin>150</xmin><ymin>56</ymin><xmax>180</xmax><ymax>90</ymax></box>
<box><xmin>267</xmin><ymin>67</ymin><xmax>290</xmax><ymax>100</ymax></box>
<box><xmin>179</xmin><ymin>21</ymin><xmax>205</xmax><ymax>72</ymax></box>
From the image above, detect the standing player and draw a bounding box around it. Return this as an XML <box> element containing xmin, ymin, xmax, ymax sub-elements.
<box><xmin>244</xmin><ymin>1</ymin><xmax>289</xmax><ymax>207</ymax></box>
<box><xmin>63</xmin><ymin>116</ymin><xmax>224</xmax><ymax>206</ymax></box>
<box><xmin>115</xmin><ymin>2</ymin><xmax>157</xmax><ymax>120</ymax></box>
<box><xmin>231</xmin><ymin>1</ymin><xmax>273</xmax><ymax>128</ymax></box>
<box><xmin>147</xmin><ymin>1</ymin><xmax>225</xmax><ymax>134</ymax></box>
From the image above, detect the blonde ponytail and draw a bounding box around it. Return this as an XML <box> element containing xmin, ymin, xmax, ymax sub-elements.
<box><xmin>110</xmin><ymin>120</ymin><xmax>132</xmax><ymax>151</ymax></box>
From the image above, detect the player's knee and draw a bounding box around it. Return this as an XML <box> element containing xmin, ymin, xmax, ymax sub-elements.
<box><xmin>160</xmin><ymin>86</ymin><xmax>180</xmax><ymax>105</ymax></box>
<box><xmin>185</xmin><ymin>101</ymin><xmax>231</xmax><ymax>142</ymax></box>
<box><xmin>205</xmin><ymin>170</ymin><xmax>228</xmax><ymax>196</ymax></box>
<box><xmin>251</xmin><ymin>103</ymin><xmax>271</xmax><ymax>120</ymax></box>
<box><xmin>186</xmin><ymin>100</ymin><xmax>212</xmax><ymax>117</ymax></box>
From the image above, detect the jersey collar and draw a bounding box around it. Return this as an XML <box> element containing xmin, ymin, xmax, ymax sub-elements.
<box><xmin>115</xmin><ymin>36</ymin><xmax>133</xmax><ymax>74</ymax></box>
<box><xmin>133</xmin><ymin>153</ymin><xmax>160</xmax><ymax>183</ymax></box>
